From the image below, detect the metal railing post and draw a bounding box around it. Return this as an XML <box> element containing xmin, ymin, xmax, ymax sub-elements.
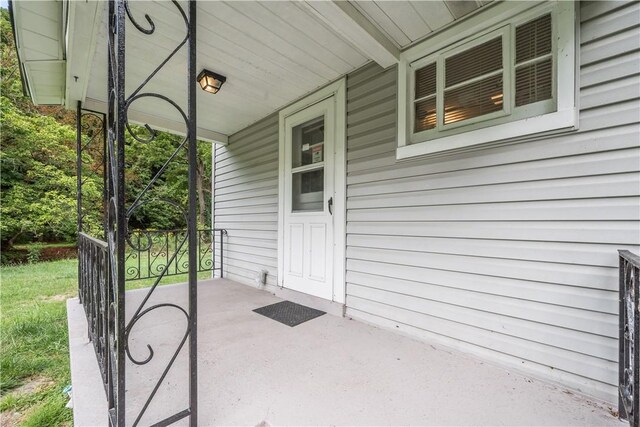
<box><xmin>619</xmin><ymin>250</ymin><xmax>640</xmax><ymax>427</ymax></box>
<box><xmin>220</xmin><ymin>229</ymin><xmax>224</xmax><ymax>278</ymax></box>
<box><xmin>187</xmin><ymin>1</ymin><xmax>198</xmax><ymax>424</ymax></box>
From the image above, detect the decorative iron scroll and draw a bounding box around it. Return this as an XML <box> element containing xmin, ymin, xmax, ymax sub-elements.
<box><xmin>124</xmin><ymin>228</ymin><xmax>226</xmax><ymax>281</ymax></box>
<box><xmin>108</xmin><ymin>0</ymin><xmax>198</xmax><ymax>426</ymax></box>
<box><xmin>620</xmin><ymin>250</ymin><xmax>640</xmax><ymax>427</ymax></box>
<box><xmin>76</xmin><ymin>110</ymin><xmax>107</xmax><ymax>240</ymax></box>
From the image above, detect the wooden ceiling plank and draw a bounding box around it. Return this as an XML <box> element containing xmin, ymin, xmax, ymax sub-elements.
<box><xmin>409</xmin><ymin>1</ymin><xmax>455</xmax><ymax>32</ymax></box>
<box><xmin>92</xmin><ymin>4</ymin><xmax>316</xmax><ymax>99</ymax></box>
<box><xmin>126</xmin><ymin>1</ymin><xmax>320</xmax><ymax>90</ymax></box>
<box><xmin>374</xmin><ymin>1</ymin><xmax>431</xmax><ymax>41</ymax></box>
<box><xmin>351</xmin><ymin>1</ymin><xmax>410</xmax><ymax>47</ymax></box>
<box><xmin>261</xmin><ymin>1</ymin><xmax>368</xmax><ymax>68</ymax></box>
<box><xmin>19</xmin><ymin>1</ymin><xmax>60</xmax><ymax>20</ymax></box>
<box><xmin>206</xmin><ymin>2</ymin><xmax>338</xmax><ymax>80</ymax></box>
<box><xmin>18</xmin><ymin>9</ymin><xmax>60</xmax><ymax>41</ymax></box>
<box><xmin>197</xmin><ymin>6</ymin><xmax>330</xmax><ymax>86</ymax></box>
<box><xmin>228</xmin><ymin>1</ymin><xmax>354</xmax><ymax>74</ymax></box>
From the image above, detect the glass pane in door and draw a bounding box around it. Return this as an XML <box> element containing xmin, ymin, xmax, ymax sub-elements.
<box><xmin>292</xmin><ymin>117</ymin><xmax>324</xmax><ymax>169</ymax></box>
<box><xmin>292</xmin><ymin>169</ymin><xmax>324</xmax><ymax>212</ymax></box>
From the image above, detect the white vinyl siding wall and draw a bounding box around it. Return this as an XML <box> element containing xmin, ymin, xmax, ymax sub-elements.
<box><xmin>213</xmin><ymin>114</ymin><xmax>279</xmax><ymax>287</ymax></box>
<box><xmin>212</xmin><ymin>0</ymin><xmax>640</xmax><ymax>403</ymax></box>
<box><xmin>344</xmin><ymin>1</ymin><xmax>640</xmax><ymax>403</ymax></box>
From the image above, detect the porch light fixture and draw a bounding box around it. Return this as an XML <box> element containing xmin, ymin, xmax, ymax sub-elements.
<box><xmin>197</xmin><ymin>69</ymin><xmax>226</xmax><ymax>94</ymax></box>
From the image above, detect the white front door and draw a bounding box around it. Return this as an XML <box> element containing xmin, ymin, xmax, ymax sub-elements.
<box><xmin>282</xmin><ymin>98</ymin><xmax>335</xmax><ymax>300</ymax></box>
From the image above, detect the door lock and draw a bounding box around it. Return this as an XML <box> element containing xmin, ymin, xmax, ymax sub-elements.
<box><xmin>328</xmin><ymin>197</ymin><xmax>333</xmax><ymax>215</ymax></box>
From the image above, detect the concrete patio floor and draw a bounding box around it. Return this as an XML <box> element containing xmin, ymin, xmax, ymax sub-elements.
<box><xmin>67</xmin><ymin>278</ymin><xmax>623</xmax><ymax>426</ymax></box>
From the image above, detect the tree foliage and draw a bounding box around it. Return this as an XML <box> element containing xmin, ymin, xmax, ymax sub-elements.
<box><xmin>1</xmin><ymin>97</ymin><xmax>91</xmax><ymax>245</ymax></box>
<box><xmin>124</xmin><ymin>129</ymin><xmax>212</xmax><ymax>231</ymax></box>
<box><xmin>0</xmin><ymin>9</ymin><xmax>211</xmax><ymax>248</ymax></box>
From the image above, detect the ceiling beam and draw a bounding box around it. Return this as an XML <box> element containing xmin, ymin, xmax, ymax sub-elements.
<box><xmin>301</xmin><ymin>1</ymin><xmax>400</xmax><ymax>69</ymax></box>
<box><xmin>83</xmin><ymin>98</ymin><xmax>229</xmax><ymax>145</ymax></box>
<box><xmin>65</xmin><ymin>0</ymin><xmax>105</xmax><ymax>110</ymax></box>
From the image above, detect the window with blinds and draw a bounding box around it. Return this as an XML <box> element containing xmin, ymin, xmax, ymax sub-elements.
<box><xmin>399</xmin><ymin>1</ymin><xmax>576</xmax><ymax>158</ymax></box>
<box><xmin>444</xmin><ymin>36</ymin><xmax>504</xmax><ymax>125</ymax></box>
<box><xmin>410</xmin><ymin>11</ymin><xmax>556</xmax><ymax>138</ymax></box>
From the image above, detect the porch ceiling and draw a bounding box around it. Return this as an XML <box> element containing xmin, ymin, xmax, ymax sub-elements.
<box><xmin>83</xmin><ymin>0</ymin><xmax>375</xmax><ymax>143</ymax></box>
<box><xmin>13</xmin><ymin>0</ymin><xmax>488</xmax><ymax>143</ymax></box>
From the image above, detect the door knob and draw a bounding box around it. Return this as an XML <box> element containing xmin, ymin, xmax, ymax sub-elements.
<box><xmin>328</xmin><ymin>197</ymin><xmax>333</xmax><ymax>215</ymax></box>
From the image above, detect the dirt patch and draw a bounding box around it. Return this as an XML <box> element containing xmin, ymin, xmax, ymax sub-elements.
<box><xmin>1</xmin><ymin>246</ymin><xmax>77</xmax><ymax>265</ymax></box>
<box><xmin>40</xmin><ymin>246</ymin><xmax>77</xmax><ymax>261</ymax></box>
<box><xmin>11</xmin><ymin>377</ymin><xmax>54</xmax><ymax>396</ymax></box>
<box><xmin>0</xmin><ymin>378</ymin><xmax>55</xmax><ymax>426</ymax></box>
<box><xmin>0</xmin><ymin>410</ymin><xmax>23</xmax><ymax>427</ymax></box>
<box><xmin>41</xmin><ymin>293</ymin><xmax>75</xmax><ymax>303</ymax></box>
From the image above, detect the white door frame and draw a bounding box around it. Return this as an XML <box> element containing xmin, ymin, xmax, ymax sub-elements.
<box><xmin>277</xmin><ymin>78</ymin><xmax>347</xmax><ymax>304</ymax></box>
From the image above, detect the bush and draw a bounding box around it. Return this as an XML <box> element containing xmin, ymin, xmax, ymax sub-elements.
<box><xmin>26</xmin><ymin>247</ymin><xmax>41</xmax><ymax>264</ymax></box>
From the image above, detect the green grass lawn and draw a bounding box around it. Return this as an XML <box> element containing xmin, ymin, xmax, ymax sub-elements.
<box><xmin>1</xmin><ymin>258</ymin><xmax>213</xmax><ymax>426</ymax></box>
<box><xmin>1</xmin><ymin>260</ymin><xmax>77</xmax><ymax>426</ymax></box>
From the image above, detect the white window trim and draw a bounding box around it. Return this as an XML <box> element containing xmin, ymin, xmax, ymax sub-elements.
<box><xmin>397</xmin><ymin>0</ymin><xmax>578</xmax><ymax>160</ymax></box>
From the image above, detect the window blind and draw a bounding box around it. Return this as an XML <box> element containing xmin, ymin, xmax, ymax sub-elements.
<box><xmin>445</xmin><ymin>37</ymin><xmax>502</xmax><ymax>88</ymax></box>
<box><xmin>414</xmin><ymin>63</ymin><xmax>436</xmax><ymax>132</ymax></box>
<box><xmin>515</xmin><ymin>14</ymin><xmax>552</xmax><ymax>106</ymax></box>
<box><xmin>444</xmin><ymin>36</ymin><xmax>503</xmax><ymax>124</ymax></box>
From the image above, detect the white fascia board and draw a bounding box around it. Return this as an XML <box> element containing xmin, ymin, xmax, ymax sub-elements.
<box><xmin>83</xmin><ymin>98</ymin><xmax>229</xmax><ymax>145</ymax></box>
<box><xmin>65</xmin><ymin>0</ymin><xmax>105</xmax><ymax>110</ymax></box>
<box><xmin>301</xmin><ymin>1</ymin><xmax>399</xmax><ymax>69</ymax></box>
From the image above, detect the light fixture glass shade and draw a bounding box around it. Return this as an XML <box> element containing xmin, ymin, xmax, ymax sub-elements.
<box><xmin>197</xmin><ymin>69</ymin><xmax>226</xmax><ymax>94</ymax></box>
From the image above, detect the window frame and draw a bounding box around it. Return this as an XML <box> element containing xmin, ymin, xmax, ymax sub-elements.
<box><xmin>397</xmin><ymin>1</ymin><xmax>577</xmax><ymax>160</ymax></box>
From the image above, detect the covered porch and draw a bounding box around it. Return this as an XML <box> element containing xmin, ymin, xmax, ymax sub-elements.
<box><xmin>10</xmin><ymin>0</ymin><xmax>640</xmax><ymax>424</ymax></box>
<box><xmin>68</xmin><ymin>278</ymin><xmax>622</xmax><ymax>426</ymax></box>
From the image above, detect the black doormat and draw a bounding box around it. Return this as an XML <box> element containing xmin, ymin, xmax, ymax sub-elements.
<box><xmin>253</xmin><ymin>300</ymin><xmax>325</xmax><ymax>327</ymax></box>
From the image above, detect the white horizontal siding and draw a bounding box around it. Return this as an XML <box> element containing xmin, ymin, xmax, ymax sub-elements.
<box><xmin>210</xmin><ymin>0</ymin><xmax>639</xmax><ymax>404</ymax></box>
<box><xmin>213</xmin><ymin>114</ymin><xmax>279</xmax><ymax>287</ymax></box>
<box><xmin>344</xmin><ymin>1</ymin><xmax>640</xmax><ymax>403</ymax></box>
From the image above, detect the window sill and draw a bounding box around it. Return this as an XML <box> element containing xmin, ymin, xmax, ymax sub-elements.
<box><xmin>396</xmin><ymin>108</ymin><xmax>578</xmax><ymax>160</ymax></box>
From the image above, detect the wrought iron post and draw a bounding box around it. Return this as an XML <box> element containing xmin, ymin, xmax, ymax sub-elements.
<box><xmin>620</xmin><ymin>253</ymin><xmax>627</xmax><ymax>422</ymax></box>
<box><xmin>619</xmin><ymin>250</ymin><xmax>640</xmax><ymax>427</ymax></box>
<box><xmin>104</xmin><ymin>0</ymin><xmax>127</xmax><ymax>424</ymax></box>
<box><xmin>103</xmin><ymin>0</ymin><xmax>201</xmax><ymax>425</ymax></box>
<box><xmin>115</xmin><ymin>0</ymin><xmax>127</xmax><ymax>423</ymax></box>
<box><xmin>76</xmin><ymin>101</ymin><xmax>84</xmax><ymax>234</ymax></box>
<box><xmin>103</xmin><ymin>107</ymin><xmax>109</xmax><ymax>241</ymax></box>
<box><xmin>77</xmin><ymin>101</ymin><xmax>83</xmax><ymax>304</ymax></box>
<box><xmin>187</xmin><ymin>2</ymin><xmax>198</xmax><ymax>424</ymax></box>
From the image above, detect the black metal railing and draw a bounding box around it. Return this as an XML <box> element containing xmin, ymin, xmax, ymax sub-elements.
<box><xmin>78</xmin><ymin>232</ymin><xmax>110</xmax><ymax>391</ymax></box>
<box><xmin>75</xmin><ymin>0</ymin><xmax>200</xmax><ymax>424</ymax></box>
<box><xmin>619</xmin><ymin>249</ymin><xmax>640</xmax><ymax>426</ymax></box>
<box><xmin>124</xmin><ymin>228</ymin><xmax>226</xmax><ymax>281</ymax></box>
